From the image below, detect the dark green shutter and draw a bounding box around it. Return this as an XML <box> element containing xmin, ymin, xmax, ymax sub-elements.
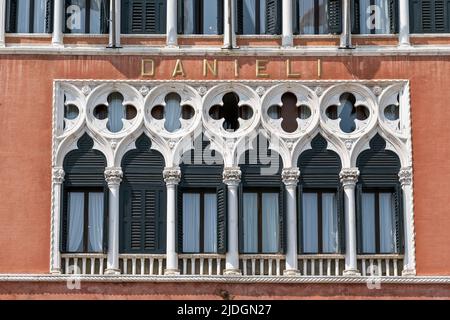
<box><xmin>278</xmin><ymin>187</ymin><xmax>287</xmax><ymax>253</ymax></box>
<box><xmin>388</xmin><ymin>0</ymin><xmax>399</xmax><ymax>33</ymax></box>
<box><xmin>236</xmin><ymin>0</ymin><xmax>244</xmax><ymax>34</ymax></box>
<box><xmin>177</xmin><ymin>186</ymin><xmax>183</xmax><ymax>253</ymax></box>
<box><xmin>356</xmin><ymin>184</ymin><xmax>363</xmax><ymax>254</ymax></box>
<box><xmin>265</xmin><ymin>0</ymin><xmax>282</xmax><ymax>34</ymax></box>
<box><xmin>60</xmin><ymin>187</ymin><xmax>69</xmax><ymax>252</ymax></box>
<box><xmin>217</xmin><ymin>184</ymin><xmax>227</xmax><ymax>253</ymax></box>
<box><xmin>123</xmin><ymin>0</ymin><xmax>166</xmax><ymax>34</ymax></box>
<box><xmin>45</xmin><ymin>0</ymin><xmax>54</xmax><ymax>33</ymax></box>
<box><xmin>351</xmin><ymin>0</ymin><xmax>360</xmax><ymax>34</ymax></box>
<box><xmin>217</xmin><ymin>0</ymin><xmax>224</xmax><ymax>34</ymax></box>
<box><xmin>6</xmin><ymin>0</ymin><xmax>17</xmax><ymax>33</ymax></box>
<box><xmin>394</xmin><ymin>185</ymin><xmax>404</xmax><ymax>254</ymax></box>
<box><xmin>177</xmin><ymin>0</ymin><xmax>184</xmax><ymax>34</ymax></box>
<box><xmin>410</xmin><ymin>0</ymin><xmax>450</xmax><ymax>33</ymax></box>
<box><xmin>297</xmin><ymin>184</ymin><xmax>303</xmax><ymax>254</ymax></box>
<box><xmin>100</xmin><ymin>0</ymin><xmax>109</xmax><ymax>34</ymax></box>
<box><xmin>337</xmin><ymin>187</ymin><xmax>346</xmax><ymax>253</ymax></box>
<box><xmin>328</xmin><ymin>0</ymin><xmax>342</xmax><ymax>34</ymax></box>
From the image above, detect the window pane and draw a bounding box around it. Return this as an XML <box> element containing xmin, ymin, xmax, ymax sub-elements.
<box><xmin>204</xmin><ymin>193</ymin><xmax>217</xmax><ymax>253</ymax></box>
<box><xmin>107</xmin><ymin>92</ymin><xmax>125</xmax><ymax>133</ymax></box>
<box><xmin>243</xmin><ymin>193</ymin><xmax>258</xmax><ymax>253</ymax></box>
<box><xmin>89</xmin><ymin>0</ymin><xmax>106</xmax><ymax>34</ymax></box>
<box><xmin>183</xmin><ymin>193</ymin><xmax>200</xmax><ymax>252</ymax></box>
<box><xmin>183</xmin><ymin>0</ymin><xmax>196</xmax><ymax>34</ymax></box>
<box><xmin>66</xmin><ymin>0</ymin><xmax>87</xmax><ymax>33</ymax></box>
<box><xmin>67</xmin><ymin>192</ymin><xmax>85</xmax><ymax>252</ymax></box>
<box><xmin>16</xmin><ymin>0</ymin><xmax>31</xmax><ymax>33</ymax></box>
<box><xmin>33</xmin><ymin>0</ymin><xmax>47</xmax><ymax>33</ymax></box>
<box><xmin>88</xmin><ymin>192</ymin><xmax>104</xmax><ymax>252</ymax></box>
<box><xmin>379</xmin><ymin>193</ymin><xmax>396</xmax><ymax>253</ymax></box>
<box><xmin>322</xmin><ymin>193</ymin><xmax>338</xmax><ymax>253</ymax></box>
<box><xmin>262</xmin><ymin>193</ymin><xmax>279</xmax><ymax>253</ymax></box>
<box><xmin>242</xmin><ymin>0</ymin><xmax>257</xmax><ymax>34</ymax></box>
<box><xmin>203</xmin><ymin>0</ymin><xmax>220</xmax><ymax>34</ymax></box>
<box><xmin>164</xmin><ymin>93</ymin><xmax>182</xmax><ymax>132</ymax></box>
<box><xmin>361</xmin><ymin>193</ymin><xmax>376</xmax><ymax>253</ymax></box>
<box><xmin>302</xmin><ymin>193</ymin><xmax>318</xmax><ymax>253</ymax></box>
<box><xmin>297</xmin><ymin>0</ymin><xmax>328</xmax><ymax>34</ymax></box>
<box><xmin>359</xmin><ymin>0</ymin><xmax>390</xmax><ymax>34</ymax></box>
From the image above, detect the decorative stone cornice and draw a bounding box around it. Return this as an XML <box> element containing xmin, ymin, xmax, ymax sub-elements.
<box><xmin>52</xmin><ymin>168</ymin><xmax>65</xmax><ymax>184</ymax></box>
<box><xmin>223</xmin><ymin>167</ymin><xmax>241</xmax><ymax>186</ymax></box>
<box><xmin>398</xmin><ymin>166</ymin><xmax>412</xmax><ymax>187</ymax></box>
<box><xmin>163</xmin><ymin>168</ymin><xmax>181</xmax><ymax>185</ymax></box>
<box><xmin>339</xmin><ymin>168</ymin><xmax>360</xmax><ymax>187</ymax></box>
<box><xmin>104</xmin><ymin>167</ymin><xmax>123</xmax><ymax>187</ymax></box>
<box><xmin>282</xmin><ymin>168</ymin><xmax>300</xmax><ymax>187</ymax></box>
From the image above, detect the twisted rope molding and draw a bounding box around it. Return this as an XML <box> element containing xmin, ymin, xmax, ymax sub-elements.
<box><xmin>0</xmin><ymin>275</ymin><xmax>450</xmax><ymax>284</ymax></box>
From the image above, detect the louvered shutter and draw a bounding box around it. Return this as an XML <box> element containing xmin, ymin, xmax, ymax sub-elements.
<box><xmin>217</xmin><ymin>184</ymin><xmax>227</xmax><ymax>254</ymax></box>
<box><xmin>6</xmin><ymin>0</ymin><xmax>17</xmax><ymax>33</ymax></box>
<box><xmin>177</xmin><ymin>0</ymin><xmax>184</xmax><ymax>34</ymax></box>
<box><xmin>328</xmin><ymin>0</ymin><xmax>342</xmax><ymax>34</ymax></box>
<box><xmin>394</xmin><ymin>185</ymin><xmax>404</xmax><ymax>254</ymax></box>
<box><xmin>100</xmin><ymin>0</ymin><xmax>109</xmax><ymax>34</ymax></box>
<box><xmin>278</xmin><ymin>187</ymin><xmax>286</xmax><ymax>253</ymax></box>
<box><xmin>129</xmin><ymin>0</ymin><xmax>145</xmax><ymax>33</ymax></box>
<box><xmin>143</xmin><ymin>190</ymin><xmax>158</xmax><ymax>251</ymax></box>
<box><xmin>337</xmin><ymin>187</ymin><xmax>346</xmax><ymax>253</ymax></box>
<box><xmin>145</xmin><ymin>0</ymin><xmax>166</xmax><ymax>34</ymax></box>
<box><xmin>236</xmin><ymin>0</ymin><xmax>244</xmax><ymax>34</ymax></box>
<box><xmin>356</xmin><ymin>184</ymin><xmax>363</xmax><ymax>254</ymax></box>
<box><xmin>351</xmin><ymin>0</ymin><xmax>360</xmax><ymax>34</ymax></box>
<box><xmin>177</xmin><ymin>186</ymin><xmax>184</xmax><ymax>253</ymax></box>
<box><xmin>297</xmin><ymin>184</ymin><xmax>303</xmax><ymax>254</ymax></box>
<box><xmin>388</xmin><ymin>0</ymin><xmax>399</xmax><ymax>34</ymax></box>
<box><xmin>45</xmin><ymin>0</ymin><xmax>54</xmax><ymax>33</ymax></box>
<box><xmin>217</xmin><ymin>0</ymin><xmax>224</xmax><ymax>34</ymax></box>
<box><xmin>410</xmin><ymin>0</ymin><xmax>450</xmax><ymax>33</ymax></box>
<box><xmin>265</xmin><ymin>0</ymin><xmax>281</xmax><ymax>35</ymax></box>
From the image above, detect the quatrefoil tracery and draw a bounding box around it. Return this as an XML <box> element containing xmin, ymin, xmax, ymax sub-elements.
<box><xmin>209</xmin><ymin>92</ymin><xmax>254</xmax><ymax>132</ymax></box>
<box><xmin>150</xmin><ymin>92</ymin><xmax>195</xmax><ymax>133</ymax></box>
<box><xmin>93</xmin><ymin>92</ymin><xmax>137</xmax><ymax>133</ymax></box>
<box><xmin>325</xmin><ymin>92</ymin><xmax>370</xmax><ymax>134</ymax></box>
<box><xmin>267</xmin><ymin>92</ymin><xmax>312</xmax><ymax>133</ymax></box>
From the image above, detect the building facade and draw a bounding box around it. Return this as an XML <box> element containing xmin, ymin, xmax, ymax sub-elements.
<box><xmin>0</xmin><ymin>0</ymin><xmax>450</xmax><ymax>299</ymax></box>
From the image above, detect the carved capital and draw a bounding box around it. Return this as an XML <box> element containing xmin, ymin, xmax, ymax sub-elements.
<box><xmin>163</xmin><ymin>167</ymin><xmax>181</xmax><ymax>185</ymax></box>
<box><xmin>223</xmin><ymin>167</ymin><xmax>241</xmax><ymax>186</ymax></box>
<box><xmin>52</xmin><ymin>168</ymin><xmax>65</xmax><ymax>184</ymax></box>
<box><xmin>104</xmin><ymin>167</ymin><xmax>123</xmax><ymax>187</ymax></box>
<box><xmin>282</xmin><ymin>168</ymin><xmax>300</xmax><ymax>187</ymax></box>
<box><xmin>339</xmin><ymin>168</ymin><xmax>360</xmax><ymax>187</ymax></box>
<box><xmin>398</xmin><ymin>166</ymin><xmax>412</xmax><ymax>187</ymax></box>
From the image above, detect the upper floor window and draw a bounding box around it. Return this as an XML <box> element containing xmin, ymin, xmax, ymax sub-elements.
<box><xmin>121</xmin><ymin>0</ymin><xmax>167</xmax><ymax>34</ymax></box>
<box><xmin>355</xmin><ymin>0</ymin><xmax>398</xmax><ymax>34</ymax></box>
<box><xmin>410</xmin><ymin>0</ymin><xmax>450</xmax><ymax>33</ymax></box>
<box><xmin>294</xmin><ymin>0</ymin><xmax>329</xmax><ymax>34</ymax></box>
<box><xmin>235</xmin><ymin>0</ymin><xmax>282</xmax><ymax>35</ymax></box>
<box><xmin>178</xmin><ymin>0</ymin><xmax>223</xmax><ymax>34</ymax></box>
<box><xmin>6</xmin><ymin>0</ymin><xmax>53</xmax><ymax>33</ymax></box>
<box><xmin>64</xmin><ymin>0</ymin><xmax>109</xmax><ymax>34</ymax></box>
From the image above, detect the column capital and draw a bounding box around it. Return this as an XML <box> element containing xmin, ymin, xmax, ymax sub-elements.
<box><xmin>339</xmin><ymin>168</ymin><xmax>359</xmax><ymax>186</ymax></box>
<box><xmin>398</xmin><ymin>166</ymin><xmax>412</xmax><ymax>187</ymax></box>
<box><xmin>104</xmin><ymin>167</ymin><xmax>123</xmax><ymax>187</ymax></box>
<box><xmin>282</xmin><ymin>167</ymin><xmax>300</xmax><ymax>186</ymax></box>
<box><xmin>223</xmin><ymin>167</ymin><xmax>241</xmax><ymax>186</ymax></box>
<box><xmin>163</xmin><ymin>167</ymin><xmax>181</xmax><ymax>185</ymax></box>
<box><xmin>52</xmin><ymin>167</ymin><xmax>65</xmax><ymax>184</ymax></box>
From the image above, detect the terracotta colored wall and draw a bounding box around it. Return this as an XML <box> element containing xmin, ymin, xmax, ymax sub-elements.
<box><xmin>0</xmin><ymin>54</ymin><xmax>450</xmax><ymax>275</ymax></box>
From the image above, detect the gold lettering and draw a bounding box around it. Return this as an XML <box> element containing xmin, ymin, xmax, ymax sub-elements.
<box><xmin>286</xmin><ymin>59</ymin><xmax>300</xmax><ymax>78</ymax></box>
<box><xmin>172</xmin><ymin>59</ymin><xmax>185</xmax><ymax>77</ymax></box>
<box><xmin>256</xmin><ymin>60</ymin><xmax>269</xmax><ymax>78</ymax></box>
<box><xmin>234</xmin><ymin>59</ymin><xmax>239</xmax><ymax>78</ymax></box>
<box><xmin>141</xmin><ymin>59</ymin><xmax>155</xmax><ymax>77</ymax></box>
<box><xmin>317</xmin><ymin>58</ymin><xmax>322</xmax><ymax>78</ymax></box>
<box><xmin>203</xmin><ymin>59</ymin><xmax>218</xmax><ymax>77</ymax></box>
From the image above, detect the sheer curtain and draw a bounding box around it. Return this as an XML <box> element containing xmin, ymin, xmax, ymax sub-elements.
<box><xmin>302</xmin><ymin>193</ymin><xmax>318</xmax><ymax>253</ymax></box>
<box><xmin>183</xmin><ymin>0</ymin><xmax>195</xmax><ymax>34</ymax></box>
<box><xmin>203</xmin><ymin>0</ymin><xmax>220</xmax><ymax>34</ymax></box>
<box><xmin>322</xmin><ymin>193</ymin><xmax>338</xmax><ymax>253</ymax></box>
<box><xmin>66</xmin><ymin>0</ymin><xmax>87</xmax><ymax>33</ymax></box>
<box><xmin>164</xmin><ymin>93</ymin><xmax>182</xmax><ymax>132</ymax></box>
<box><xmin>16</xmin><ymin>0</ymin><xmax>31</xmax><ymax>33</ymax></box>
<box><xmin>88</xmin><ymin>192</ymin><xmax>104</xmax><ymax>252</ymax></box>
<box><xmin>108</xmin><ymin>93</ymin><xmax>125</xmax><ymax>133</ymax></box>
<box><xmin>262</xmin><ymin>193</ymin><xmax>279</xmax><ymax>253</ymax></box>
<box><xmin>359</xmin><ymin>0</ymin><xmax>390</xmax><ymax>34</ymax></box>
<box><xmin>68</xmin><ymin>192</ymin><xmax>84</xmax><ymax>252</ymax></box>
<box><xmin>33</xmin><ymin>0</ymin><xmax>47</xmax><ymax>33</ymax></box>
<box><xmin>361</xmin><ymin>193</ymin><xmax>376</xmax><ymax>253</ymax></box>
<box><xmin>89</xmin><ymin>0</ymin><xmax>103</xmax><ymax>34</ymax></box>
<box><xmin>379</xmin><ymin>193</ymin><xmax>396</xmax><ymax>253</ymax></box>
<box><xmin>204</xmin><ymin>194</ymin><xmax>217</xmax><ymax>253</ymax></box>
<box><xmin>243</xmin><ymin>193</ymin><xmax>258</xmax><ymax>252</ymax></box>
<box><xmin>241</xmin><ymin>0</ymin><xmax>256</xmax><ymax>34</ymax></box>
<box><xmin>298</xmin><ymin>0</ymin><xmax>328</xmax><ymax>34</ymax></box>
<box><xmin>183</xmin><ymin>193</ymin><xmax>200</xmax><ymax>252</ymax></box>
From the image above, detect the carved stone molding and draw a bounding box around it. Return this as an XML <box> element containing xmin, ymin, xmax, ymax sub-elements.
<box><xmin>398</xmin><ymin>166</ymin><xmax>412</xmax><ymax>187</ymax></box>
<box><xmin>339</xmin><ymin>168</ymin><xmax>360</xmax><ymax>186</ymax></box>
<box><xmin>163</xmin><ymin>167</ymin><xmax>181</xmax><ymax>185</ymax></box>
<box><xmin>104</xmin><ymin>167</ymin><xmax>123</xmax><ymax>187</ymax></box>
<box><xmin>282</xmin><ymin>168</ymin><xmax>300</xmax><ymax>187</ymax></box>
<box><xmin>223</xmin><ymin>167</ymin><xmax>241</xmax><ymax>186</ymax></box>
<box><xmin>52</xmin><ymin>168</ymin><xmax>65</xmax><ymax>184</ymax></box>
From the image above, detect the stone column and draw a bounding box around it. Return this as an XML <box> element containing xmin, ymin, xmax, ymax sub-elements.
<box><xmin>340</xmin><ymin>0</ymin><xmax>352</xmax><ymax>48</ymax></box>
<box><xmin>340</xmin><ymin>168</ymin><xmax>360</xmax><ymax>276</ymax></box>
<box><xmin>399</xmin><ymin>167</ymin><xmax>416</xmax><ymax>276</ymax></box>
<box><xmin>163</xmin><ymin>167</ymin><xmax>181</xmax><ymax>275</ymax></box>
<box><xmin>0</xmin><ymin>0</ymin><xmax>6</xmax><ymax>47</ymax></box>
<box><xmin>166</xmin><ymin>0</ymin><xmax>178</xmax><ymax>47</ymax></box>
<box><xmin>50</xmin><ymin>168</ymin><xmax>65</xmax><ymax>274</ymax></box>
<box><xmin>399</xmin><ymin>0</ymin><xmax>410</xmax><ymax>46</ymax></box>
<box><xmin>223</xmin><ymin>0</ymin><xmax>237</xmax><ymax>48</ymax></box>
<box><xmin>104</xmin><ymin>167</ymin><xmax>123</xmax><ymax>275</ymax></box>
<box><xmin>108</xmin><ymin>0</ymin><xmax>121</xmax><ymax>47</ymax></box>
<box><xmin>281</xmin><ymin>0</ymin><xmax>293</xmax><ymax>47</ymax></box>
<box><xmin>52</xmin><ymin>0</ymin><xmax>64</xmax><ymax>46</ymax></box>
<box><xmin>223</xmin><ymin>167</ymin><xmax>241</xmax><ymax>275</ymax></box>
<box><xmin>282</xmin><ymin>168</ymin><xmax>300</xmax><ymax>275</ymax></box>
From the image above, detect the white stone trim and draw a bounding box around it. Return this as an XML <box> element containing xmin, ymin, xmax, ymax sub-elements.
<box><xmin>52</xmin><ymin>0</ymin><xmax>64</xmax><ymax>46</ymax></box>
<box><xmin>0</xmin><ymin>0</ymin><xmax>5</xmax><ymax>47</ymax></box>
<box><xmin>166</xmin><ymin>0</ymin><xmax>177</xmax><ymax>47</ymax></box>
<box><xmin>281</xmin><ymin>0</ymin><xmax>293</xmax><ymax>47</ymax></box>
<box><xmin>399</xmin><ymin>0</ymin><xmax>410</xmax><ymax>46</ymax></box>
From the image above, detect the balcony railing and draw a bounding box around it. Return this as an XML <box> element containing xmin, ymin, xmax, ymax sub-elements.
<box><xmin>60</xmin><ymin>253</ymin><xmax>405</xmax><ymax>277</ymax></box>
